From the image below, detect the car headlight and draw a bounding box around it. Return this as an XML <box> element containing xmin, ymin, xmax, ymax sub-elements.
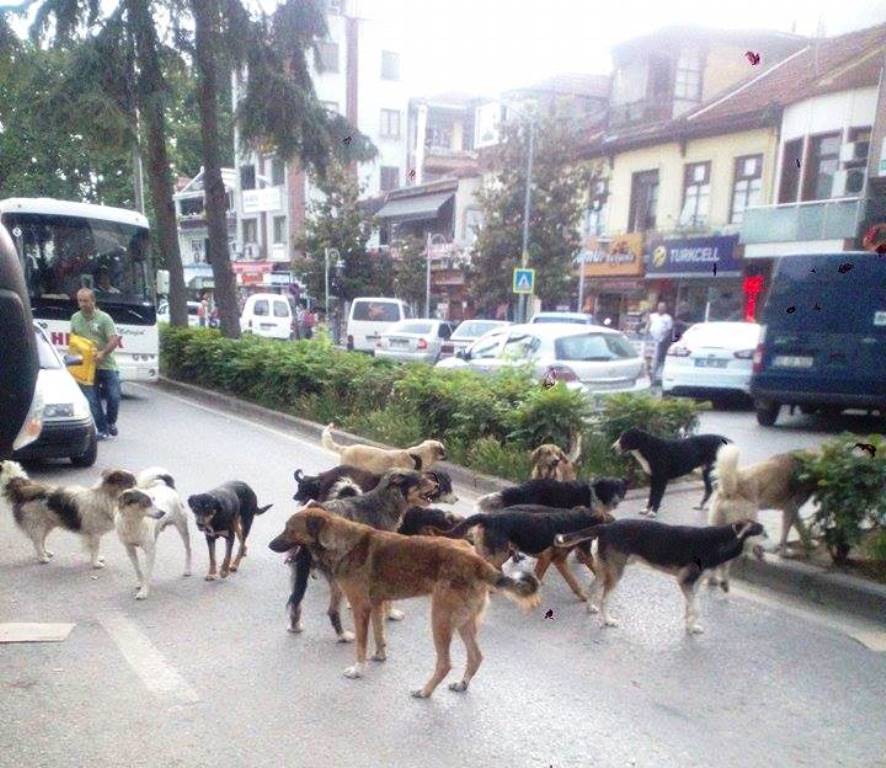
<box><xmin>44</xmin><ymin>403</ymin><xmax>75</xmax><ymax>419</ymax></box>
<box><xmin>13</xmin><ymin>383</ymin><xmax>45</xmax><ymax>451</ymax></box>
<box><xmin>72</xmin><ymin>398</ymin><xmax>91</xmax><ymax>420</ymax></box>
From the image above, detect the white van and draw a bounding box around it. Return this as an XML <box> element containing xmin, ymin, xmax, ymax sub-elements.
<box><xmin>347</xmin><ymin>297</ymin><xmax>410</xmax><ymax>352</ymax></box>
<box><xmin>240</xmin><ymin>293</ymin><xmax>293</xmax><ymax>340</ymax></box>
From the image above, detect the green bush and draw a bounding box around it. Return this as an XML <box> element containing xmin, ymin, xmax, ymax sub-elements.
<box><xmin>796</xmin><ymin>433</ymin><xmax>886</xmax><ymax>564</ymax></box>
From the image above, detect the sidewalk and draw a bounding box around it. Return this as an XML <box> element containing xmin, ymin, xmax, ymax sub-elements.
<box><xmin>155</xmin><ymin>376</ymin><xmax>886</xmax><ymax>625</ymax></box>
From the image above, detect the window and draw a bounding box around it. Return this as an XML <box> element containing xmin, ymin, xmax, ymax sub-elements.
<box><xmin>437</xmin><ymin>323</ymin><xmax>453</xmax><ymax>339</ymax></box>
<box><xmin>730</xmin><ymin>155</ymin><xmax>763</xmax><ymax>224</ymax></box>
<box><xmin>840</xmin><ymin>126</ymin><xmax>871</xmax><ymax>196</ymax></box>
<box><xmin>240</xmin><ymin>165</ymin><xmax>256</xmax><ymax>191</ymax></box>
<box><xmin>555</xmin><ymin>333</ymin><xmax>638</xmax><ymax>361</ymax></box>
<box><xmin>648</xmin><ymin>56</ymin><xmax>670</xmax><ymax>99</ymax></box>
<box><xmin>380</xmin><ymin>166</ymin><xmax>399</xmax><ymax>192</ymax></box>
<box><xmin>381</xmin><ymin>51</ymin><xmax>400</xmax><ymax>81</ymax></box>
<box><xmin>380</xmin><ymin>109</ymin><xmax>401</xmax><ymax>139</ymax></box>
<box><xmin>317</xmin><ymin>40</ymin><xmax>339</xmax><ymax>73</ymax></box>
<box><xmin>803</xmin><ymin>132</ymin><xmax>841</xmax><ymax>201</ymax></box>
<box><xmin>586</xmin><ymin>178</ymin><xmax>609</xmax><ymax>236</ymax></box>
<box><xmin>179</xmin><ymin>197</ymin><xmax>204</xmax><ymax>217</ymax></box>
<box><xmin>470</xmin><ymin>333</ymin><xmax>505</xmax><ymax>358</ymax></box>
<box><xmin>680</xmin><ymin>161</ymin><xmax>711</xmax><ymax>228</ymax></box>
<box><xmin>673</xmin><ymin>50</ymin><xmax>702</xmax><ymax>116</ymax></box>
<box><xmin>271</xmin><ymin>158</ymin><xmax>285</xmax><ymax>186</ymax></box>
<box><xmin>253</xmin><ymin>299</ymin><xmax>269</xmax><ymax>317</ymax></box>
<box><xmin>242</xmin><ymin>219</ymin><xmax>258</xmax><ymax>245</ymax></box>
<box><xmin>190</xmin><ymin>239</ymin><xmax>205</xmax><ymax>262</ymax></box>
<box><xmin>502</xmin><ymin>333</ymin><xmax>540</xmax><ymax>361</ymax></box>
<box><xmin>628</xmin><ymin>170</ymin><xmax>659</xmax><ymax>232</ymax></box>
<box><xmin>273</xmin><ymin>301</ymin><xmax>290</xmax><ymax>318</ymax></box>
<box><xmin>611</xmin><ymin>62</ymin><xmax>647</xmax><ymax>106</ymax></box>
<box><xmin>272</xmin><ymin>216</ymin><xmax>287</xmax><ymax>245</ymax></box>
<box><xmin>321</xmin><ymin>100</ymin><xmax>339</xmax><ymax>114</ymax></box>
<box><xmin>352</xmin><ymin>301</ymin><xmax>402</xmax><ymax>321</ymax></box>
<box><xmin>778</xmin><ymin>139</ymin><xmax>803</xmax><ymax>203</ymax></box>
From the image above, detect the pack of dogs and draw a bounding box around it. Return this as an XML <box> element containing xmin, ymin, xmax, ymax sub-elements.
<box><xmin>0</xmin><ymin>423</ymin><xmax>817</xmax><ymax>699</ymax></box>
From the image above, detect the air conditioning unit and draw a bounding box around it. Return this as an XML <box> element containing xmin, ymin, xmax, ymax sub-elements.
<box><xmin>832</xmin><ymin>168</ymin><xmax>866</xmax><ymax>197</ymax></box>
<box><xmin>839</xmin><ymin>141</ymin><xmax>870</xmax><ymax>163</ymax></box>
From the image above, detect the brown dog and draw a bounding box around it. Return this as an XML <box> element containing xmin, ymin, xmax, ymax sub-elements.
<box><xmin>530</xmin><ymin>434</ymin><xmax>582</xmax><ymax>481</ymax></box>
<box><xmin>321</xmin><ymin>424</ymin><xmax>446</xmax><ymax>474</ymax></box>
<box><xmin>269</xmin><ymin>507</ymin><xmax>540</xmax><ymax>698</ymax></box>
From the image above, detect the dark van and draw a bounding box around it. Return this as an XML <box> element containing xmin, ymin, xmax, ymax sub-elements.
<box><xmin>750</xmin><ymin>251</ymin><xmax>886</xmax><ymax>426</ymax></box>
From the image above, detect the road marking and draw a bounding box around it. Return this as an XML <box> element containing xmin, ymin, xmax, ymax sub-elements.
<box><xmin>99</xmin><ymin>613</ymin><xmax>200</xmax><ymax>703</ymax></box>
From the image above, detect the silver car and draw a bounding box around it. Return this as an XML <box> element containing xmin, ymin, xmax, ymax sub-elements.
<box><xmin>436</xmin><ymin>323</ymin><xmax>651</xmax><ymax>405</ymax></box>
<box><xmin>374</xmin><ymin>319</ymin><xmax>456</xmax><ymax>363</ymax></box>
<box><xmin>439</xmin><ymin>319</ymin><xmax>511</xmax><ymax>359</ymax></box>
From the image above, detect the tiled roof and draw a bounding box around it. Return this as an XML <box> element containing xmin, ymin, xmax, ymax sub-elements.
<box><xmin>511</xmin><ymin>73</ymin><xmax>611</xmax><ymax>100</ymax></box>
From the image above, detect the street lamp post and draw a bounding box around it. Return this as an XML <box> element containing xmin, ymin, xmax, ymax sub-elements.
<box><xmin>518</xmin><ymin>117</ymin><xmax>535</xmax><ymax>323</ymax></box>
<box><xmin>324</xmin><ymin>247</ymin><xmax>340</xmax><ymax>313</ymax></box>
<box><xmin>425</xmin><ymin>233</ymin><xmax>447</xmax><ymax>318</ymax></box>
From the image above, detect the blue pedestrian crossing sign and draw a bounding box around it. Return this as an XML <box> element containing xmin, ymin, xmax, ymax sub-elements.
<box><xmin>513</xmin><ymin>268</ymin><xmax>535</xmax><ymax>294</ymax></box>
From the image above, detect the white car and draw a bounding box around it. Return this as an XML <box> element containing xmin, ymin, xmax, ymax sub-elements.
<box><xmin>530</xmin><ymin>311</ymin><xmax>597</xmax><ymax>326</ymax></box>
<box><xmin>240</xmin><ymin>293</ymin><xmax>294</xmax><ymax>340</ymax></box>
<box><xmin>436</xmin><ymin>322</ymin><xmax>651</xmax><ymax>406</ymax></box>
<box><xmin>157</xmin><ymin>300</ymin><xmax>202</xmax><ymax>328</ymax></box>
<box><xmin>13</xmin><ymin>326</ymin><xmax>97</xmax><ymax>467</ymax></box>
<box><xmin>374</xmin><ymin>320</ymin><xmax>456</xmax><ymax>364</ymax></box>
<box><xmin>439</xmin><ymin>319</ymin><xmax>511</xmax><ymax>359</ymax></box>
<box><xmin>662</xmin><ymin>321</ymin><xmax>761</xmax><ymax>398</ymax></box>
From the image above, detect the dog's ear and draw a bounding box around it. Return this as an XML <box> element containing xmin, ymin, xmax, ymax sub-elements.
<box><xmin>530</xmin><ymin>446</ymin><xmax>545</xmax><ymax>463</ymax></box>
<box><xmin>408</xmin><ymin>453</ymin><xmax>423</xmax><ymax>470</ymax></box>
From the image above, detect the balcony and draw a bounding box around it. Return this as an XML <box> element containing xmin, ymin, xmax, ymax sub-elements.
<box><xmin>740</xmin><ymin>198</ymin><xmax>866</xmax><ymax>251</ymax></box>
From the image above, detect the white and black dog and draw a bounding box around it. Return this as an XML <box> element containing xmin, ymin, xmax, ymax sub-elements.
<box><xmin>115</xmin><ymin>467</ymin><xmax>192</xmax><ymax>600</ymax></box>
<box><xmin>0</xmin><ymin>460</ymin><xmax>136</xmax><ymax>568</ymax></box>
<box><xmin>555</xmin><ymin>518</ymin><xmax>766</xmax><ymax>634</ymax></box>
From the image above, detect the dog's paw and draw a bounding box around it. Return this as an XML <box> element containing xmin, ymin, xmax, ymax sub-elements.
<box><xmin>45</xmin><ymin>549</ymin><xmax>54</xmax><ymax>558</ymax></box>
<box><xmin>693</xmin><ymin>504</ymin><xmax>707</xmax><ymax>511</ymax></box>
<box><xmin>219</xmin><ymin>568</ymin><xmax>229</xmax><ymax>579</ymax></box>
<box><xmin>603</xmin><ymin>617</ymin><xmax>619</xmax><ymax>627</ymax></box>
<box><xmin>448</xmin><ymin>681</ymin><xmax>469</xmax><ymax>693</ymax></box>
<box><xmin>38</xmin><ymin>555</ymin><xmax>52</xmax><ymax>564</ymax></box>
<box><xmin>92</xmin><ymin>559</ymin><xmax>106</xmax><ymax>569</ymax></box>
<box><xmin>183</xmin><ymin>570</ymin><xmax>192</xmax><ymax>577</ymax></box>
<box><xmin>228</xmin><ymin>563</ymin><xmax>239</xmax><ymax>573</ymax></box>
<box><xmin>587</xmin><ymin>603</ymin><xmax>600</xmax><ymax>614</ymax></box>
<box><xmin>719</xmin><ymin>581</ymin><xmax>730</xmax><ymax>594</ymax></box>
<box><xmin>343</xmin><ymin>665</ymin><xmax>363</xmax><ymax>679</ymax></box>
<box><xmin>687</xmin><ymin>623</ymin><xmax>704</xmax><ymax>635</ymax></box>
<box><xmin>411</xmin><ymin>689</ymin><xmax>431</xmax><ymax>699</ymax></box>
<box><xmin>576</xmin><ymin>591</ymin><xmax>589</xmax><ymax>602</ymax></box>
<box><xmin>338</xmin><ymin>630</ymin><xmax>355</xmax><ymax>643</ymax></box>
<box><xmin>386</xmin><ymin>608</ymin><xmax>405</xmax><ymax>622</ymax></box>
<box><xmin>204</xmin><ymin>573</ymin><xmax>217</xmax><ymax>582</ymax></box>
<box><xmin>288</xmin><ymin>622</ymin><xmax>304</xmax><ymax>634</ymax></box>
<box><xmin>371</xmin><ymin>651</ymin><xmax>387</xmax><ymax>663</ymax></box>
<box><xmin>135</xmin><ymin>588</ymin><xmax>148</xmax><ymax>600</ymax></box>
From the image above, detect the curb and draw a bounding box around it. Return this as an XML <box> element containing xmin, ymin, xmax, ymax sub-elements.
<box><xmin>152</xmin><ymin>377</ymin><xmax>886</xmax><ymax>625</ymax></box>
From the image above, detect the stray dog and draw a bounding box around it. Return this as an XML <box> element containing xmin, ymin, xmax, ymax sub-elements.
<box><xmin>530</xmin><ymin>434</ymin><xmax>582</xmax><ymax>481</ymax></box>
<box><xmin>321</xmin><ymin>423</ymin><xmax>446</xmax><ymax>474</ymax></box>
<box><xmin>293</xmin><ymin>465</ymin><xmax>458</xmax><ymax>506</ymax></box>
<box><xmin>0</xmin><ymin>461</ymin><xmax>136</xmax><ymax>567</ymax></box>
<box><xmin>439</xmin><ymin>505</ymin><xmax>614</xmax><ymax>601</ymax></box>
<box><xmin>285</xmin><ymin>469</ymin><xmax>436</xmax><ymax>638</ymax></box>
<box><xmin>477</xmin><ymin>476</ymin><xmax>627</xmax><ymax>514</ymax></box>
<box><xmin>613</xmin><ymin>428</ymin><xmax>730</xmax><ymax>516</ymax></box>
<box><xmin>269</xmin><ymin>507</ymin><xmax>540</xmax><ymax>697</ymax></box>
<box><xmin>397</xmin><ymin>506</ymin><xmax>464</xmax><ymax>537</ymax></box>
<box><xmin>707</xmin><ymin>445</ymin><xmax>817</xmax><ymax>589</ymax></box>
<box><xmin>555</xmin><ymin>518</ymin><xmax>766</xmax><ymax>633</ymax></box>
<box><xmin>114</xmin><ymin>468</ymin><xmax>192</xmax><ymax>600</ymax></box>
<box><xmin>187</xmin><ymin>481</ymin><xmax>272</xmax><ymax>580</ymax></box>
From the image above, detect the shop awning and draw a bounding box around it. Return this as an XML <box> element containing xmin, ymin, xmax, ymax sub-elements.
<box><xmin>375</xmin><ymin>192</ymin><xmax>453</xmax><ymax>222</ymax></box>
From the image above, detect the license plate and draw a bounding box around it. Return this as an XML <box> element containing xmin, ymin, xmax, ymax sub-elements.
<box><xmin>390</xmin><ymin>339</ymin><xmax>410</xmax><ymax>347</ymax></box>
<box><xmin>773</xmin><ymin>355</ymin><xmax>814</xmax><ymax>368</ymax></box>
<box><xmin>695</xmin><ymin>358</ymin><xmax>728</xmax><ymax>368</ymax></box>
<box><xmin>260</xmin><ymin>323</ymin><xmax>275</xmax><ymax>330</ymax></box>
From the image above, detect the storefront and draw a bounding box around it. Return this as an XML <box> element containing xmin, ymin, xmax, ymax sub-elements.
<box><xmin>578</xmin><ymin>233</ymin><xmax>646</xmax><ymax>331</ymax></box>
<box><xmin>644</xmin><ymin>234</ymin><xmax>744</xmax><ymax>337</ymax></box>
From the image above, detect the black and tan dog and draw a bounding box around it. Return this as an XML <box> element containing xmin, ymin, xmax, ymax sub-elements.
<box><xmin>284</xmin><ymin>469</ymin><xmax>437</xmax><ymax>638</ymax></box>
<box><xmin>613</xmin><ymin>428</ymin><xmax>730</xmax><ymax>516</ymax></box>
<box><xmin>187</xmin><ymin>481</ymin><xmax>272</xmax><ymax>580</ymax></box>
<box><xmin>293</xmin><ymin>465</ymin><xmax>457</xmax><ymax>506</ymax></box>
<box><xmin>439</xmin><ymin>505</ymin><xmax>614</xmax><ymax>601</ymax></box>
<box><xmin>555</xmin><ymin>518</ymin><xmax>766</xmax><ymax>633</ymax></box>
<box><xmin>477</xmin><ymin>476</ymin><xmax>627</xmax><ymax>514</ymax></box>
<box><xmin>269</xmin><ymin>507</ymin><xmax>540</xmax><ymax>698</ymax></box>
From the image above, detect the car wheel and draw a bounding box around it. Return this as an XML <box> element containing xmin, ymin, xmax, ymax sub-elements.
<box><xmin>71</xmin><ymin>431</ymin><xmax>98</xmax><ymax>468</ymax></box>
<box><xmin>755</xmin><ymin>399</ymin><xmax>780</xmax><ymax>427</ymax></box>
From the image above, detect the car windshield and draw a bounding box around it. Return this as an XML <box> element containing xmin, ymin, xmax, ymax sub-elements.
<box><xmin>353</xmin><ymin>301</ymin><xmax>401</xmax><ymax>321</ymax></box>
<box><xmin>35</xmin><ymin>331</ymin><xmax>61</xmax><ymax>370</ymax></box>
<box><xmin>555</xmin><ymin>332</ymin><xmax>638</xmax><ymax>361</ymax></box>
<box><xmin>390</xmin><ymin>321</ymin><xmax>433</xmax><ymax>334</ymax></box>
<box><xmin>452</xmin><ymin>320</ymin><xmax>503</xmax><ymax>338</ymax></box>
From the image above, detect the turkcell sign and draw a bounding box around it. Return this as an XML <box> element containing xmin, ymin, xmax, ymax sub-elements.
<box><xmin>647</xmin><ymin>234</ymin><xmax>741</xmax><ymax>277</ymax></box>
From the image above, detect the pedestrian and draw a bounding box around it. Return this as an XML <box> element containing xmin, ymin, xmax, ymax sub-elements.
<box><xmin>646</xmin><ymin>301</ymin><xmax>674</xmax><ymax>384</ymax></box>
<box><xmin>71</xmin><ymin>288</ymin><xmax>122</xmax><ymax>440</ymax></box>
<box><xmin>295</xmin><ymin>302</ymin><xmax>305</xmax><ymax>340</ymax></box>
<box><xmin>198</xmin><ymin>294</ymin><xmax>210</xmax><ymax>328</ymax></box>
<box><xmin>303</xmin><ymin>306</ymin><xmax>315</xmax><ymax>340</ymax></box>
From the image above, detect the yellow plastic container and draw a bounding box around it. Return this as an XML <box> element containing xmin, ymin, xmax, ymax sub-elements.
<box><xmin>67</xmin><ymin>333</ymin><xmax>98</xmax><ymax>386</ymax></box>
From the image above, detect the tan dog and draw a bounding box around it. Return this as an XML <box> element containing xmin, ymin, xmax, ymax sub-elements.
<box><xmin>529</xmin><ymin>434</ymin><xmax>582</xmax><ymax>481</ymax></box>
<box><xmin>321</xmin><ymin>423</ymin><xmax>446</xmax><ymax>474</ymax></box>
<box><xmin>269</xmin><ymin>507</ymin><xmax>540</xmax><ymax>698</ymax></box>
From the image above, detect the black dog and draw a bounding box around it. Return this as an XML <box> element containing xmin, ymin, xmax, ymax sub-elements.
<box><xmin>187</xmin><ymin>481</ymin><xmax>272</xmax><ymax>580</ymax></box>
<box><xmin>477</xmin><ymin>477</ymin><xmax>627</xmax><ymax>514</ymax></box>
<box><xmin>397</xmin><ymin>505</ymin><xmax>463</xmax><ymax>537</ymax></box>
<box><xmin>613</xmin><ymin>428</ymin><xmax>730</xmax><ymax>516</ymax></box>
<box><xmin>555</xmin><ymin>518</ymin><xmax>766</xmax><ymax>633</ymax></box>
<box><xmin>293</xmin><ymin>466</ymin><xmax>458</xmax><ymax>505</ymax></box>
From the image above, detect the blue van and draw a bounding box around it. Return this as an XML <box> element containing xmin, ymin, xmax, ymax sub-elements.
<box><xmin>750</xmin><ymin>251</ymin><xmax>886</xmax><ymax>426</ymax></box>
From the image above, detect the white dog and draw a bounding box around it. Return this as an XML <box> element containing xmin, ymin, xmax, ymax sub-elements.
<box><xmin>115</xmin><ymin>468</ymin><xmax>192</xmax><ymax>600</ymax></box>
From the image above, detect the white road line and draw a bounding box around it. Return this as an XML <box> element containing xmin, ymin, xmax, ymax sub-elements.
<box><xmin>99</xmin><ymin>613</ymin><xmax>200</xmax><ymax>704</ymax></box>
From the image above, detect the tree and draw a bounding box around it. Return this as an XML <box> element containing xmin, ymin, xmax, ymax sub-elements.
<box><xmin>392</xmin><ymin>234</ymin><xmax>430</xmax><ymax>313</ymax></box>
<box><xmin>469</xmin><ymin>112</ymin><xmax>587</xmax><ymax>315</ymax></box>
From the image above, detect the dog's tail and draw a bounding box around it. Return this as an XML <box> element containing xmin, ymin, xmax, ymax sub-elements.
<box><xmin>137</xmin><ymin>466</ymin><xmax>176</xmax><ymax>489</ymax></box>
<box><xmin>483</xmin><ymin>567</ymin><xmax>541</xmax><ymax>611</ymax></box>
<box><xmin>328</xmin><ymin>477</ymin><xmax>363</xmax><ymax>500</ymax></box>
<box><xmin>554</xmin><ymin>524</ymin><xmax>607</xmax><ymax>549</ymax></box>
<box><xmin>476</xmin><ymin>492</ymin><xmax>504</xmax><ymax>513</ymax></box>
<box><xmin>256</xmin><ymin>504</ymin><xmax>273</xmax><ymax>515</ymax></box>
<box><xmin>714</xmin><ymin>444</ymin><xmax>741</xmax><ymax>498</ymax></box>
<box><xmin>287</xmin><ymin>546</ymin><xmax>313</xmax><ymax>610</ymax></box>
<box><xmin>439</xmin><ymin>513</ymin><xmax>487</xmax><ymax>539</ymax></box>
<box><xmin>321</xmin><ymin>423</ymin><xmax>345</xmax><ymax>455</ymax></box>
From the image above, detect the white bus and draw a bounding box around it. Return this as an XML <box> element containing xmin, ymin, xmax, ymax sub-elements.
<box><xmin>0</xmin><ymin>197</ymin><xmax>161</xmax><ymax>382</ymax></box>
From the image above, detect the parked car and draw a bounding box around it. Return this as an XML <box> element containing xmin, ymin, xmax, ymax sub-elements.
<box><xmin>440</xmin><ymin>319</ymin><xmax>511</xmax><ymax>358</ymax></box>
<box><xmin>662</xmin><ymin>321</ymin><xmax>761</xmax><ymax>400</ymax></box>
<box><xmin>240</xmin><ymin>292</ymin><xmax>294</xmax><ymax>340</ymax></box>
<box><xmin>157</xmin><ymin>300</ymin><xmax>202</xmax><ymax>328</ymax></box>
<box><xmin>751</xmin><ymin>251</ymin><xmax>886</xmax><ymax>426</ymax></box>
<box><xmin>347</xmin><ymin>297</ymin><xmax>410</xmax><ymax>352</ymax></box>
<box><xmin>530</xmin><ymin>311</ymin><xmax>597</xmax><ymax>325</ymax></box>
<box><xmin>436</xmin><ymin>322</ymin><xmax>651</xmax><ymax>406</ymax></box>
<box><xmin>374</xmin><ymin>319</ymin><xmax>456</xmax><ymax>363</ymax></box>
<box><xmin>13</xmin><ymin>325</ymin><xmax>97</xmax><ymax>467</ymax></box>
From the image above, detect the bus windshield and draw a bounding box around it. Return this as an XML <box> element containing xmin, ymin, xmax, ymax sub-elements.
<box><xmin>6</xmin><ymin>212</ymin><xmax>151</xmax><ymax>304</ymax></box>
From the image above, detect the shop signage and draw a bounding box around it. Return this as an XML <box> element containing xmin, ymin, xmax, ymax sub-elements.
<box><xmin>646</xmin><ymin>234</ymin><xmax>741</xmax><ymax>277</ymax></box>
<box><xmin>578</xmin><ymin>233</ymin><xmax>645</xmax><ymax>278</ymax></box>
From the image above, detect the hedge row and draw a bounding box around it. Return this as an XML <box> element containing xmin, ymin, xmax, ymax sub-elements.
<box><xmin>160</xmin><ymin>327</ymin><xmax>708</xmax><ymax>482</ymax></box>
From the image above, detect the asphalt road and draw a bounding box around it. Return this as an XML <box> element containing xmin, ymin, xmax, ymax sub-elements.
<box><xmin>1</xmin><ymin>385</ymin><xmax>884</xmax><ymax>768</ymax></box>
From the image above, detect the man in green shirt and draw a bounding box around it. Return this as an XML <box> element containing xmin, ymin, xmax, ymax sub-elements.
<box><xmin>71</xmin><ymin>288</ymin><xmax>122</xmax><ymax>439</ymax></box>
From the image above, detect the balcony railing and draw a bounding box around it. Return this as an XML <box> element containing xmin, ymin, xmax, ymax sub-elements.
<box><xmin>740</xmin><ymin>197</ymin><xmax>864</xmax><ymax>244</ymax></box>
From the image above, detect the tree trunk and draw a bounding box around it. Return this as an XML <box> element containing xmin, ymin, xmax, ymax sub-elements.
<box><xmin>192</xmin><ymin>0</ymin><xmax>240</xmax><ymax>338</ymax></box>
<box><xmin>128</xmin><ymin>0</ymin><xmax>189</xmax><ymax>327</ymax></box>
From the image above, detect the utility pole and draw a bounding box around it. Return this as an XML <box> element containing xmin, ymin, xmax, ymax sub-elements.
<box><xmin>519</xmin><ymin>118</ymin><xmax>535</xmax><ymax>323</ymax></box>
